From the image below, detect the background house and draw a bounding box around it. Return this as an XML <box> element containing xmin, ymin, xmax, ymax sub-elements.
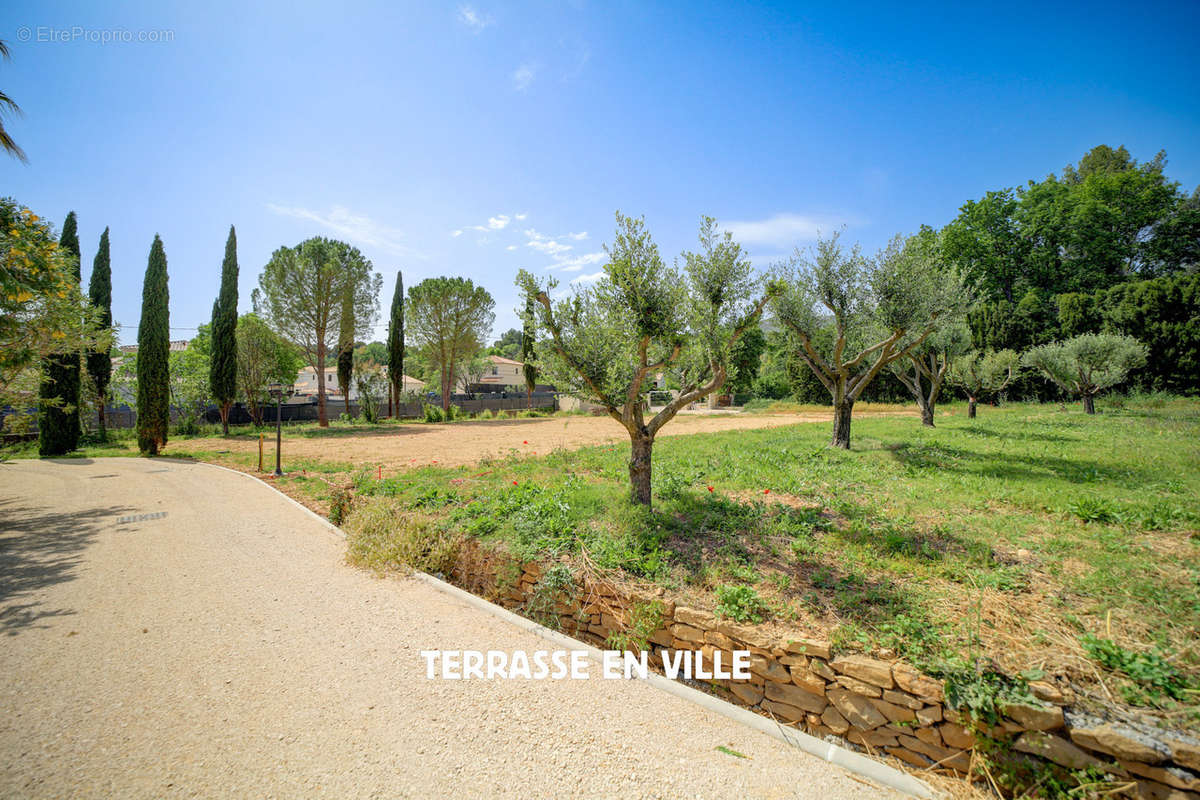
<box><xmin>293</xmin><ymin>366</ymin><xmax>424</xmax><ymax>400</ymax></box>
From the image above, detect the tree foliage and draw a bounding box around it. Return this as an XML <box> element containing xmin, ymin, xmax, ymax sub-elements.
<box><xmin>86</xmin><ymin>227</ymin><xmax>114</xmax><ymax>440</ymax></box>
<box><xmin>170</xmin><ymin>326</ymin><xmax>211</xmax><ymax>432</ymax></box>
<box><xmin>0</xmin><ymin>40</ymin><xmax>26</xmax><ymax>162</ymax></box>
<box><xmin>38</xmin><ymin>211</ymin><xmax>84</xmax><ymax>455</ymax></box>
<box><xmin>1022</xmin><ymin>333</ymin><xmax>1148</xmax><ymax>413</ymax></box>
<box><xmin>0</xmin><ymin>200</ymin><xmax>105</xmax><ymax>411</ymax></box>
<box><xmin>387</xmin><ymin>271</ymin><xmax>404</xmax><ymax>412</ymax></box>
<box><xmin>406</xmin><ymin>276</ymin><xmax>495</xmax><ymax>413</ymax></box>
<box><xmin>209</xmin><ymin>225</ymin><xmax>239</xmax><ymax>433</ymax></box>
<box><xmin>519</xmin><ymin>213</ymin><xmax>772</xmax><ymax>506</ymax></box>
<box><xmin>890</xmin><ymin>321</ymin><xmax>971</xmax><ymax>427</ymax></box>
<box><xmin>943</xmin><ymin>145</ymin><xmax>1195</xmax><ymax>303</ymax></box>
<box><xmin>255</xmin><ymin>237</ymin><xmax>381</xmax><ymax>426</ymax></box>
<box><xmin>773</xmin><ymin>230</ymin><xmax>967</xmax><ymax>447</ymax></box>
<box><xmin>947</xmin><ymin>349</ymin><xmax>1019</xmax><ymax>417</ymax></box>
<box><xmin>137</xmin><ymin>235</ymin><xmax>170</xmax><ymax>454</ymax></box>
<box><xmin>236</xmin><ymin>313</ymin><xmax>303</xmax><ymax>425</ymax></box>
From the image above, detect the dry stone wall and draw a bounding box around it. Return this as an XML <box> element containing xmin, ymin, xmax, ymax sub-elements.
<box><xmin>447</xmin><ymin>543</ymin><xmax>1200</xmax><ymax>799</ymax></box>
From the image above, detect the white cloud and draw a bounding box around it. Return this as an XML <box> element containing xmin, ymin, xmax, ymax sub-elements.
<box><xmin>528</xmin><ymin>237</ymin><xmax>572</xmax><ymax>257</ymax></box>
<box><xmin>267</xmin><ymin>203</ymin><xmax>419</xmax><ymax>257</ymax></box>
<box><xmin>570</xmin><ymin>270</ymin><xmax>605</xmax><ymax>285</ymax></box>
<box><xmin>555</xmin><ymin>252</ymin><xmax>605</xmax><ymax>272</ymax></box>
<box><xmin>451</xmin><ymin>229</ymin><xmax>463</xmax><ymax>237</ymax></box>
<box><xmin>525</xmin><ymin>227</ymin><xmax>604</xmax><ymax>271</ymax></box>
<box><xmin>514</xmin><ymin>212</ymin><xmax>528</xmax><ymax>220</ymax></box>
<box><xmin>724</xmin><ymin>213</ymin><xmax>844</xmax><ymax>248</ymax></box>
<box><xmin>512</xmin><ymin>62</ymin><xmax>537</xmax><ymax>91</ymax></box>
<box><xmin>506</xmin><ymin>245</ymin><xmax>518</xmax><ymax>251</ymax></box>
<box><xmin>457</xmin><ymin>5</ymin><xmax>493</xmax><ymax>32</ymax></box>
<box><xmin>487</xmin><ymin>215</ymin><xmax>511</xmax><ymax>230</ymax></box>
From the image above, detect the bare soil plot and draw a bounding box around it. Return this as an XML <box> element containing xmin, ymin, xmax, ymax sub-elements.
<box><xmin>167</xmin><ymin>409</ymin><xmax>915</xmax><ymax>472</ymax></box>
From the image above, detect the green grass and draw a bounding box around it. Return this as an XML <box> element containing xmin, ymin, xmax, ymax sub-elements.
<box><xmin>339</xmin><ymin>398</ymin><xmax>1200</xmax><ymax>721</ymax></box>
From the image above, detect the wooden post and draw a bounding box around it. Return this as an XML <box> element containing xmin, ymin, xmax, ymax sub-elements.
<box><xmin>258</xmin><ymin>433</ymin><xmax>263</xmax><ymax>472</ymax></box>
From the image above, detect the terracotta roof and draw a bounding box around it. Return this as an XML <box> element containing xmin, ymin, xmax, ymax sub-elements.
<box><xmin>488</xmin><ymin>355</ymin><xmax>524</xmax><ymax>366</ymax></box>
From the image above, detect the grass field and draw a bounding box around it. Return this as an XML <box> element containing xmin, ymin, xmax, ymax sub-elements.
<box><xmin>6</xmin><ymin>397</ymin><xmax>1198</xmax><ymax>727</ymax></box>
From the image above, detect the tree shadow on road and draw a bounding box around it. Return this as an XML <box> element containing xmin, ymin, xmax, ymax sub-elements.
<box><xmin>0</xmin><ymin>497</ymin><xmax>132</xmax><ymax>636</ymax></box>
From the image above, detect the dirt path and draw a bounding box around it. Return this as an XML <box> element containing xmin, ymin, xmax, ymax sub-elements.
<box><xmin>0</xmin><ymin>458</ymin><xmax>897</xmax><ymax>799</ymax></box>
<box><xmin>167</xmin><ymin>410</ymin><xmax>912</xmax><ymax>471</ymax></box>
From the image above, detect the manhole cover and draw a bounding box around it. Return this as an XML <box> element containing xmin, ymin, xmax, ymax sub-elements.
<box><xmin>116</xmin><ymin>511</ymin><xmax>168</xmax><ymax>524</ymax></box>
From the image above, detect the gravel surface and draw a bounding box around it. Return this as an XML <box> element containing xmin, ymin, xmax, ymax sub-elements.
<box><xmin>0</xmin><ymin>458</ymin><xmax>898</xmax><ymax>799</ymax></box>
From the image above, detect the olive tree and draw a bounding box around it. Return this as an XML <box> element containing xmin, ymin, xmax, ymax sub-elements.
<box><xmin>890</xmin><ymin>322</ymin><xmax>971</xmax><ymax>427</ymax></box>
<box><xmin>1022</xmin><ymin>333</ymin><xmax>1147</xmax><ymax>414</ymax></box>
<box><xmin>773</xmin><ymin>231</ymin><xmax>966</xmax><ymax>448</ymax></box>
<box><xmin>947</xmin><ymin>349</ymin><xmax>1019</xmax><ymax>418</ymax></box>
<box><xmin>255</xmin><ymin>237</ymin><xmax>381</xmax><ymax>427</ymax></box>
<box><xmin>519</xmin><ymin>213</ymin><xmax>773</xmax><ymax>507</ymax></box>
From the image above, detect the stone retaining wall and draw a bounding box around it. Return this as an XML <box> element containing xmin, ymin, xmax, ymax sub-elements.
<box><xmin>448</xmin><ymin>543</ymin><xmax>1200</xmax><ymax>799</ymax></box>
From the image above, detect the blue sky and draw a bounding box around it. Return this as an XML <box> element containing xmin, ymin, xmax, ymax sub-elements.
<box><xmin>4</xmin><ymin>0</ymin><xmax>1199</xmax><ymax>345</ymax></box>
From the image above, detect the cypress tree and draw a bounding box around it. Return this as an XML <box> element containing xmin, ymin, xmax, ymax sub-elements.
<box><xmin>336</xmin><ymin>287</ymin><xmax>354</xmax><ymax>414</ymax></box>
<box><xmin>209</xmin><ymin>225</ymin><xmax>239</xmax><ymax>434</ymax></box>
<box><xmin>386</xmin><ymin>271</ymin><xmax>404</xmax><ymax>416</ymax></box>
<box><xmin>86</xmin><ymin>227</ymin><xmax>113</xmax><ymax>441</ymax></box>
<box><xmin>137</xmin><ymin>235</ymin><xmax>170</xmax><ymax>455</ymax></box>
<box><xmin>38</xmin><ymin>211</ymin><xmax>82</xmax><ymax>455</ymax></box>
<box><xmin>521</xmin><ymin>296</ymin><xmax>537</xmax><ymax>408</ymax></box>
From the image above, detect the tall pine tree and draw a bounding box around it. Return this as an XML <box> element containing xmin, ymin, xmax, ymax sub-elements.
<box><xmin>386</xmin><ymin>271</ymin><xmax>404</xmax><ymax>416</ymax></box>
<box><xmin>38</xmin><ymin>211</ymin><xmax>82</xmax><ymax>455</ymax></box>
<box><xmin>86</xmin><ymin>227</ymin><xmax>113</xmax><ymax>441</ymax></box>
<box><xmin>209</xmin><ymin>226</ymin><xmax>239</xmax><ymax>434</ymax></box>
<box><xmin>137</xmin><ymin>235</ymin><xmax>170</xmax><ymax>455</ymax></box>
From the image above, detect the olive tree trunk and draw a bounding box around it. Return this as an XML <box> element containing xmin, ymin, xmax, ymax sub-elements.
<box><xmin>967</xmin><ymin>397</ymin><xmax>977</xmax><ymax>418</ymax></box>
<box><xmin>1083</xmin><ymin>394</ymin><xmax>1096</xmax><ymax>414</ymax></box>
<box><xmin>832</xmin><ymin>399</ymin><xmax>854</xmax><ymax>449</ymax></box>
<box><xmin>918</xmin><ymin>396</ymin><xmax>934</xmax><ymax>427</ymax></box>
<box><xmin>629</xmin><ymin>431</ymin><xmax>653</xmax><ymax>505</ymax></box>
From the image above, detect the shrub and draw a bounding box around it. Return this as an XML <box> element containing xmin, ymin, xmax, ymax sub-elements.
<box><xmin>422</xmin><ymin>403</ymin><xmax>444</xmax><ymax>423</ymax></box>
<box><xmin>715</xmin><ymin>584</ymin><xmax>769</xmax><ymax>624</ymax></box>
<box><xmin>344</xmin><ymin>497</ymin><xmax>461</xmax><ymax>575</ymax></box>
<box><xmin>523</xmin><ymin>564</ymin><xmax>575</xmax><ymax>630</ymax></box>
<box><xmin>607</xmin><ymin>598</ymin><xmax>666</xmax><ymax>652</ymax></box>
<box><xmin>328</xmin><ymin>486</ymin><xmax>352</xmax><ymax>526</ymax></box>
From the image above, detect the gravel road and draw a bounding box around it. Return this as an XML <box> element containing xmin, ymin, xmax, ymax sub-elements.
<box><xmin>0</xmin><ymin>457</ymin><xmax>898</xmax><ymax>799</ymax></box>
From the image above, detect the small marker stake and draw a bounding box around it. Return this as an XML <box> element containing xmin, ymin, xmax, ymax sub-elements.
<box><xmin>378</xmin><ymin>465</ymin><xmax>382</xmax><ymax>480</ymax></box>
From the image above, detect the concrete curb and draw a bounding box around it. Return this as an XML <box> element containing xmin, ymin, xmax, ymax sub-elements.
<box><xmin>194</xmin><ymin>460</ymin><xmax>939</xmax><ymax>799</ymax></box>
